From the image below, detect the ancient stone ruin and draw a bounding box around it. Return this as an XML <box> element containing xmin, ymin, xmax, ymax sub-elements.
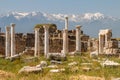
<box><xmin>89</xmin><ymin>29</ymin><xmax>120</xmax><ymax>57</ymax></box>
<box><xmin>0</xmin><ymin>17</ymin><xmax>119</xmax><ymax>59</ymax></box>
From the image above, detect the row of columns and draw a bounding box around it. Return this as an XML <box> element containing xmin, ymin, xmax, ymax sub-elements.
<box><xmin>34</xmin><ymin>17</ymin><xmax>82</xmax><ymax>58</ymax></box>
<box><xmin>5</xmin><ymin>19</ymin><xmax>81</xmax><ymax>58</ymax></box>
<box><xmin>5</xmin><ymin>23</ymin><xmax>16</xmax><ymax>58</ymax></box>
<box><xmin>34</xmin><ymin>26</ymin><xmax>50</xmax><ymax>58</ymax></box>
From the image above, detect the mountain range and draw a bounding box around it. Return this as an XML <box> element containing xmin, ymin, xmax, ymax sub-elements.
<box><xmin>0</xmin><ymin>11</ymin><xmax>120</xmax><ymax>37</ymax></box>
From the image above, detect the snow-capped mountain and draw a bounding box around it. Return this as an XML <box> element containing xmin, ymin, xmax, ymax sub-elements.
<box><xmin>0</xmin><ymin>11</ymin><xmax>120</xmax><ymax>37</ymax></box>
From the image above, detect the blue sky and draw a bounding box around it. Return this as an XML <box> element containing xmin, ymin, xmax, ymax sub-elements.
<box><xmin>0</xmin><ymin>0</ymin><xmax>120</xmax><ymax>17</ymax></box>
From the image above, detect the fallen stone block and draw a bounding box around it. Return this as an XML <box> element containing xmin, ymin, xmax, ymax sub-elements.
<box><xmin>36</xmin><ymin>61</ymin><xmax>47</xmax><ymax>68</ymax></box>
<box><xmin>18</xmin><ymin>66</ymin><xmax>42</xmax><ymax>74</ymax></box>
<box><xmin>48</xmin><ymin>53</ymin><xmax>67</xmax><ymax>61</ymax></box>
<box><xmin>90</xmin><ymin>51</ymin><xmax>98</xmax><ymax>59</ymax></box>
<box><xmin>68</xmin><ymin>62</ymin><xmax>78</xmax><ymax>66</ymax></box>
<box><xmin>82</xmin><ymin>67</ymin><xmax>92</xmax><ymax>72</ymax></box>
<box><xmin>50</xmin><ymin>68</ymin><xmax>65</xmax><ymax>73</ymax></box>
<box><xmin>101</xmin><ymin>60</ymin><xmax>120</xmax><ymax>67</ymax></box>
<box><xmin>50</xmin><ymin>60</ymin><xmax>62</xmax><ymax>64</ymax></box>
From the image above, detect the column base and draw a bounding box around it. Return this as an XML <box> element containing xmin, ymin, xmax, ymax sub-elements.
<box><xmin>6</xmin><ymin>54</ymin><xmax>20</xmax><ymax>61</ymax></box>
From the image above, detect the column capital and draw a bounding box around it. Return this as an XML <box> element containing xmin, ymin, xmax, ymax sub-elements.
<box><xmin>34</xmin><ymin>28</ymin><xmax>40</xmax><ymax>31</ymax></box>
<box><xmin>10</xmin><ymin>23</ymin><xmax>16</xmax><ymax>27</ymax></box>
<box><xmin>65</xmin><ymin>16</ymin><xmax>68</xmax><ymax>19</ymax></box>
<box><xmin>76</xmin><ymin>25</ymin><xmax>82</xmax><ymax>29</ymax></box>
<box><xmin>99</xmin><ymin>33</ymin><xmax>104</xmax><ymax>36</ymax></box>
<box><xmin>6</xmin><ymin>26</ymin><xmax>11</xmax><ymax>31</ymax></box>
<box><xmin>63</xmin><ymin>29</ymin><xmax>68</xmax><ymax>33</ymax></box>
<box><xmin>43</xmin><ymin>25</ymin><xmax>49</xmax><ymax>30</ymax></box>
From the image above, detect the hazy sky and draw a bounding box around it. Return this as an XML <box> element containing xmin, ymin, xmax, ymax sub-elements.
<box><xmin>0</xmin><ymin>0</ymin><xmax>120</xmax><ymax>17</ymax></box>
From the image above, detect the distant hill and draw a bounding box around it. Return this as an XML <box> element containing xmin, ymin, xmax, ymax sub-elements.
<box><xmin>0</xmin><ymin>11</ymin><xmax>120</xmax><ymax>37</ymax></box>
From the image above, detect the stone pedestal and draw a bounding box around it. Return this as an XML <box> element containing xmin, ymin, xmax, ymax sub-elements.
<box><xmin>34</xmin><ymin>28</ymin><xmax>40</xmax><ymax>57</ymax></box>
<box><xmin>11</xmin><ymin>23</ymin><xmax>15</xmax><ymax>57</ymax></box>
<box><xmin>43</xmin><ymin>26</ymin><xmax>49</xmax><ymax>58</ymax></box>
<box><xmin>76</xmin><ymin>25</ymin><xmax>81</xmax><ymax>52</ymax></box>
<box><xmin>63</xmin><ymin>29</ymin><xmax>68</xmax><ymax>55</ymax></box>
<box><xmin>5</xmin><ymin>26</ymin><xmax>11</xmax><ymax>58</ymax></box>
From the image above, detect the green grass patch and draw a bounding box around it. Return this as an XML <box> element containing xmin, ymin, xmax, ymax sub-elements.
<box><xmin>0</xmin><ymin>52</ymin><xmax>120</xmax><ymax>80</ymax></box>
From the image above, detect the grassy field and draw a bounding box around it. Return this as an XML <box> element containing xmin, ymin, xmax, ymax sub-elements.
<box><xmin>0</xmin><ymin>53</ymin><xmax>120</xmax><ymax>80</ymax></box>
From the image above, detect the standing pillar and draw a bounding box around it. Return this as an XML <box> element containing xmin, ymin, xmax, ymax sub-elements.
<box><xmin>99</xmin><ymin>34</ymin><xmax>104</xmax><ymax>54</ymax></box>
<box><xmin>76</xmin><ymin>25</ymin><xmax>81</xmax><ymax>52</ymax></box>
<box><xmin>11</xmin><ymin>23</ymin><xmax>15</xmax><ymax>57</ymax></box>
<box><xmin>34</xmin><ymin>28</ymin><xmax>40</xmax><ymax>57</ymax></box>
<box><xmin>43</xmin><ymin>26</ymin><xmax>49</xmax><ymax>58</ymax></box>
<box><xmin>64</xmin><ymin>17</ymin><xmax>69</xmax><ymax>54</ymax></box>
<box><xmin>5</xmin><ymin>26</ymin><xmax>11</xmax><ymax>58</ymax></box>
<box><xmin>65</xmin><ymin>17</ymin><xmax>68</xmax><ymax>30</ymax></box>
<box><xmin>105</xmin><ymin>33</ymin><xmax>108</xmax><ymax>48</ymax></box>
<box><xmin>63</xmin><ymin>29</ymin><xmax>68</xmax><ymax>55</ymax></box>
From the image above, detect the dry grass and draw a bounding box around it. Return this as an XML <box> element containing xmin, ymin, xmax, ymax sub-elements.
<box><xmin>0</xmin><ymin>53</ymin><xmax>120</xmax><ymax>80</ymax></box>
<box><xmin>69</xmin><ymin>75</ymin><xmax>105</xmax><ymax>80</ymax></box>
<box><xmin>0</xmin><ymin>70</ymin><xmax>15</xmax><ymax>80</ymax></box>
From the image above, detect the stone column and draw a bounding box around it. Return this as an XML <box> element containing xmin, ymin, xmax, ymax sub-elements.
<box><xmin>43</xmin><ymin>26</ymin><xmax>49</xmax><ymax>58</ymax></box>
<box><xmin>87</xmin><ymin>39</ymin><xmax>91</xmax><ymax>51</ymax></box>
<box><xmin>63</xmin><ymin>29</ymin><xmax>68</xmax><ymax>55</ymax></box>
<box><xmin>99</xmin><ymin>34</ymin><xmax>104</xmax><ymax>54</ymax></box>
<box><xmin>11</xmin><ymin>23</ymin><xmax>15</xmax><ymax>57</ymax></box>
<box><xmin>34</xmin><ymin>28</ymin><xmax>40</xmax><ymax>57</ymax></box>
<box><xmin>64</xmin><ymin>16</ymin><xmax>69</xmax><ymax>54</ymax></box>
<box><xmin>76</xmin><ymin>25</ymin><xmax>81</xmax><ymax>52</ymax></box>
<box><xmin>5</xmin><ymin>26</ymin><xmax>11</xmax><ymax>58</ymax></box>
<box><xmin>65</xmin><ymin>17</ymin><xmax>68</xmax><ymax>30</ymax></box>
<box><xmin>105</xmin><ymin>33</ymin><xmax>108</xmax><ymax>48</ymax></box>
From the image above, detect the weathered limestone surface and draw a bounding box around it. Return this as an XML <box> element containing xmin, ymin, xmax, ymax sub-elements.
<box><xmin>105</xmin><ymin>48</ymin><xmax>119</xmax><ymax>55</ymax></box>
<box><xmin>19</xmin><ymin>61</ymin><xmax>47</xmax><ymax>73</ymax></box>
<box><xmin>107</xmin><ymin>39</ymin><xmax>118</xmax><ymax>48</ymax></box>
<box><xmin>43</xmin><ymin>26</ymin><xmax>49</xmax><ymax>58</ymax></box>
<box><xmin>76</xmin><ymin>25</ymin><xmax>81</xmax><ymax>52</ymax></box>
<box><xmin>34</xmin><ymin>28</ymin><xmax>40</xmax><ymax>57</ymax></box>
<box><xmin>90</xmin><ymin>51</ymin><xmax>98</xmax><ymax>58</ymax></box>
<box><xmin>50</xmin><ymin>68</ymin><xmax>65</xmax><ymax>73</ymax></box>
<box><xmin>68</xmin><ymin>62</ymin><xmax>78</xmax><ymax>66</ymax></box>
<box><xmin>62</xmin><ymin>29</ymin><xmax>68</xmax><ymax>55</ymax></box>
<box><xmin>1</xmin><ymin>24</ymin><xmax>90</xmax><ymax>56</ymax></box>
<box><xmin>18</xmin><ymin>66</ymin><xmax>42</xmax><ymax>74</ymax></box>
<box><xmin>5</xmin><ymin>26</ymin><xmax>11</xmax><ymax>58</ymax></box>
<box><xmin>98</xmin><ymin>29</ymin><xmax>112</xmax><ymax>54</ymax></box>
<box><xmin>48</xmin><ymin>53</ymin><xmax>66</xmax><ymax>61</ymax></box>
<box><xmin>11</xmin><ymin>23</ymin><xmax>16</xmax><ymax>57</ymax></box>
<box><xmin>99</xmin><ymin>34</ymin><xmax>104</xmax><ymax>54</ymax></box>
<box><xmin>65</xmin><ymin>16</ymin><xmax>68</xmax><ymax>30</ymax></box>
<box><xmin>100</xmin><ymin>59</ymin><xmax>120</xmax><ymax>67</ymax></box>
<box><xmin>36</xmin><ymin>61</ymin><xmax>47</xmax><ymax>68</ymax></box>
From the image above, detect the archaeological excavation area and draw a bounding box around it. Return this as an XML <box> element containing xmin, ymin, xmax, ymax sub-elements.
<box><xmin>0</xmin><ymin>17</ymin><xmax>120</xmax><ymax>80</ymax></box>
